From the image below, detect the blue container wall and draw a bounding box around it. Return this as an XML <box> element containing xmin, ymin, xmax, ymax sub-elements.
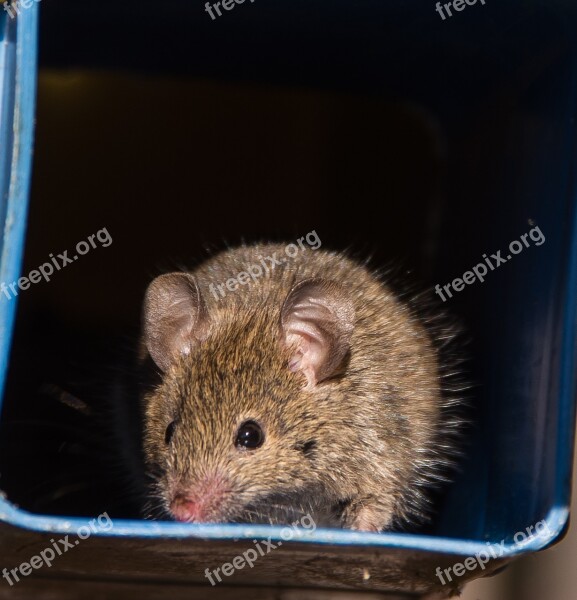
<box><xmin>437</xmin><ymin>130</ymin><xmax>577</xmax><ymax>542</ymax></box>
<box><xmin>0</xmin><ymin>14</ymin><xmax>16</xmax><ymax>235</ymax></box>
<box><xmin>0</xmin><ymin>8</ymin><xmax>37</xmax><ymax>401</ymax></box>
<box><xmin>0</xmin><ymin>0</ymin><xmax>576</xmax><ymax>561</ymax></box>
<box><xmin>431</xmin><ymin>9</ymin><xmax>577</xmax><ymax>542</ymax></box>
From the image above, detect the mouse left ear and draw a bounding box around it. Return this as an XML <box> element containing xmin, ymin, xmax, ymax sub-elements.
<box><xmin>143</xmin><ymin>272</ymin><xmax>209</xmax><ymax>372</ymax></box>
<box><xmin>281</xmin><ymin>278</ymin><xmax>355</xmax><ymax>388</ymax></box>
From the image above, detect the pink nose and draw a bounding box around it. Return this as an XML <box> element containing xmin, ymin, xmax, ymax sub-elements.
<box><xmin>170</xmin><ymin>475</ymin><xmax>229</xmax><ymax>522</ymax></box>
<box><xmin>170</xmin><ymin>497</ymin><xmax>205</xmax><ymax>523</ymax></box>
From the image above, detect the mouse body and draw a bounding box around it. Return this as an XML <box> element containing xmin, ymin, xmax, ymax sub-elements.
<box><xmin>140</xmin><ymin>242</ymin><xmax>461</xmax><ymax>531</ymax></box>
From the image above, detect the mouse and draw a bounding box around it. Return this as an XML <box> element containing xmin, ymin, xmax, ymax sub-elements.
<box><xmin>139</xmin><ymin>241</ymin><xmax>463</xmax><ymax>532</ymax></box>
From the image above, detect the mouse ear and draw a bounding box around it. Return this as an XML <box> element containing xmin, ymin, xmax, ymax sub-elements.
<box><xmin>143</xmin><ymin>273</ymin><xmax>209</xmax><ymax>372</ymax></box>
<box><xmin>281</xmin><ymin>278</ymin><xmax>355</xmax><ymax>388</ymax></box>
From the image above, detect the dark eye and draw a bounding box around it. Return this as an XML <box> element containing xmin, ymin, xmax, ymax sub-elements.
<box><xmin>165</xmin><ymin>421</ymin><xmax>176</xmax><ymax>445</ymax></box>
<box><xmin>235</xmin><ymin>420</ymin><xmax>265</xmax><ymax>450</ymax></box>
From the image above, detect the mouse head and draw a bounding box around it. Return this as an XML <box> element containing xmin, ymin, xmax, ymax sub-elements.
<box><xmin>141</xmin><ymin>272</ymin><xmax>355</xmax><ymax>524</ymax></box>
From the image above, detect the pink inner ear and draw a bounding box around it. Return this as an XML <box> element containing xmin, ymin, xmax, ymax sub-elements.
<box><xmin>281</xmin><ymin>278</ymin><xmax>355</xmax><ymax>387</ymax></box>
<box><xmin>285</xmin><ymin>327</ymin><xmax>327</xmax><ymax>389</ymax></box>
<box><xmin>143</xmin><ymin>272</ymin><xmax>209</xmax><ymax>372</ymax></box>
<box><xmin>288</xmin><ymin>350</ymin><xmax>303</xmax><ymax>372</ymax></box>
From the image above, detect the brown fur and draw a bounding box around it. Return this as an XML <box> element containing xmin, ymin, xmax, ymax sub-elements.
<box><xmin>140</xmin><ymin>244</ymin><xmax>461</xmax><ymax>531</ymax></box>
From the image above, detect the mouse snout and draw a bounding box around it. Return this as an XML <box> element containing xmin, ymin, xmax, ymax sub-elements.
<box><xmin>170</xmin><ymin>496</ymin><xmax>206</xmax><ymax>523</ymax></box>
<box><xmin>169</xmin><ymin>474</ymin><xmax>230</xmax><ymax>523</ymax></box>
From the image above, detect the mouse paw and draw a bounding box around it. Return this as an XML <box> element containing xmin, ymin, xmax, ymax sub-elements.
<box><xmin>350</xmin><ymin>511</ymin><xmax>384</xmax><ymax>532</ymax></box>
<box><xmin>345</xmin><ymin>499</ymin><xmax>393</xmax><ymax>532</ymax></box>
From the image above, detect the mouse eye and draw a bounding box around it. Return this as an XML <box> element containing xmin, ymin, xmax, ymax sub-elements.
<box><xmin>235</xmin><ymin>420</ymin><xmax>264</xmax><ymax>450</ymax></box>
<box><xmin>165</xmin><ymin>421</ymin><xmax>176</xmax><ymax>445</ymax></box>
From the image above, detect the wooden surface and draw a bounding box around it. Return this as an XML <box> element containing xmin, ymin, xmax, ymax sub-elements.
<box><xmin>0</xmin><ymin>580</ymin><xmax>423</xmax><ymax>600</ymax></box>
<box><xmin>0</xmin><ymin>520</ymin><xmax>511</xmax><ymax>599</ymax></box>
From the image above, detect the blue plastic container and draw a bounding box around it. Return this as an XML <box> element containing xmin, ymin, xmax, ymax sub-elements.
<box><xmin>0</xmin><ymin>8</ymin><xmax>37</xmax><ymax>395</ymax></box>
<box><xmin>1</xmin><ymin>1</ymin><xmax>577</xmax><ymax>596</ymax></box>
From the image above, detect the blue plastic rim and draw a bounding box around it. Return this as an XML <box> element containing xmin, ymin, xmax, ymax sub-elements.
<box><xmin>0</xmin><ymin>499</ymin><xmax>569</xmax><ymax>558</ymax></box>
<box><xmin>0</xmin><ymin>8</ymin><xmax>37</xmax><ymax>397</ymax></box>
<box><xmin>0</xmin><ymin>1</ymin><xmax>577</xmax><ymax>559</ymax></box>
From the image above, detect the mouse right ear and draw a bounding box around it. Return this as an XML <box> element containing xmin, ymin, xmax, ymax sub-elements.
<box><xmin>143</xmin><ymin>273</ymin><xmax>209</xmax><ymax>372</ymax></box>
<box><xmin>281</xmin><ymin>278</ymin><xmax>355</xmax><ymax>388</ymax></box>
